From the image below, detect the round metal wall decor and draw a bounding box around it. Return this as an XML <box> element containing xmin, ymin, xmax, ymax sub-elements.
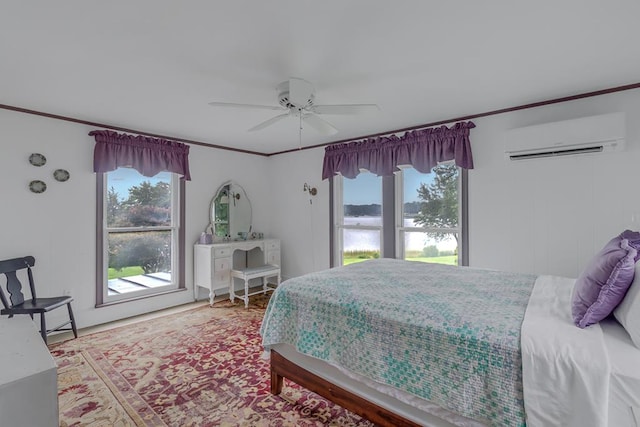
<box><xmin>53</xmin><ymin>169</ymin><xmax>70</xmax><ymax>182</ymax></box>
<box><xmin>29</xmin><ymin>153</ymin><xmax>47</xmax><ymax>167</ymax></box>
<box><xmin>29</xmin><ymin>180</ymin><xmax>47</xmax><ymax>194</ymax></box>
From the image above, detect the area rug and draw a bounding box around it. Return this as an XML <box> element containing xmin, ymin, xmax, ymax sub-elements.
<box><xmin>49</xmin><ymin>295</ymin><xmax>374</xmax><ymax>426</ymax></box>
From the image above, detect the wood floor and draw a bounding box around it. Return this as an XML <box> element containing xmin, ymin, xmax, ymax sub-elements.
<box><xmin>47</xmin><ymin>298</ymin><xmax>215</xmax><ymax>344</ymax></box>
<box><xmin>48</xmin><ymin>284</ymin><xmax>273</xmax><ymax>344</ymax></box>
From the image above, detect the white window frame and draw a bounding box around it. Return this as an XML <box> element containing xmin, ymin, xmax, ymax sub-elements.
<box><xmin>332</xmin><ymin>173</ymin><xmax>384</xmax><ymax>266</ymax></box>
<box><xmin>394</xmin><ymin>163</ymin><xmax>462</xmax><ymax>264</ymax></box>
<box><xmin>98</xmin><ymin>169</ymin><xmax>181</xmax><ymax>305</ymax></box>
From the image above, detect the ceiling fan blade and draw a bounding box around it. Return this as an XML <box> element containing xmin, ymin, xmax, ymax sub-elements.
<box><xmin>288</xmin><ymin>77</ymin><xmax>314</xmax><ymax>107</ymax></box>
<box><xmin>302</xmin><ymin>113</ymin><xmax>338</xmax><ymax>136</ymax></box>
<box><xmin>248</xmin><ymin>113</ymin><xmax>290</xmax><ymax>132</ymax></box>
<box><xmin>311</xmin><ymin>104</ymin><xmax>380</xmax><ymax>115</ymax></box>
<box><xmin>208</xmin><ymin>101</ymin><xmax>283</xmax><ymax>111</ymax></box>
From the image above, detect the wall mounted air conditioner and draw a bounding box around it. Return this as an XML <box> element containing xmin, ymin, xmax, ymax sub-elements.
<box><xmin>504</xmin><ymin>112</ymin><xmax>625</xmax><ymax>161</ymax></box>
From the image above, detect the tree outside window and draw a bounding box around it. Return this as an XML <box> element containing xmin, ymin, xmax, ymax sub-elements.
<box><xmin>400</xmin><ymin>164</ymin><xmax>460</xmax><ymax>265</ymax></box>
<box><xmin>413</xmin><ymin>163</ymin><xmax>459</xmax><ymax>244</ymax></box>
<box><xmin>103</xmin><ymin>168</ymin><xmax>177</xmax><ymax>298</ymax></box>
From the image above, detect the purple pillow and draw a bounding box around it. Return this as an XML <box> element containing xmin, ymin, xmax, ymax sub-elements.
<box><xmin>572</xmin><ymin>230</ymin><xmax>640</xmax><ymax>328</ymax></box>
<box><xmin>620</xmin><ymin>229</ymin><xmax>640</xmax><ymax>261</ymax></box>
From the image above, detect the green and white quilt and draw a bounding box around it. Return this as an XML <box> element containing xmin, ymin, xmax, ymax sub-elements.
<box><xmin>261</xmin><ymin>258</ymin><xmax>536</xmax><ymax>426</ymax></box>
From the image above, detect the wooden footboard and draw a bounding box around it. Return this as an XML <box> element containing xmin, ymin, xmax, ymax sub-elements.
<box><xmin>270</xmin><ymin>349</ymin><xmax>421</xmax><ymax>427</ymax></box>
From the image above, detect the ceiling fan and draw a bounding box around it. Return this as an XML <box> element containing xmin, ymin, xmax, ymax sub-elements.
<box><xmin>208</xmin><ymin>77</ymin><xmax>379</xmax><ymax>136</ymax></box>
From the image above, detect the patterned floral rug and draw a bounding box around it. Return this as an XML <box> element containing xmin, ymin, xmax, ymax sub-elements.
<box><xmin>50</xmin><ymin>295</ymin><xmax>374</xmax><ymax>426</ymax></box>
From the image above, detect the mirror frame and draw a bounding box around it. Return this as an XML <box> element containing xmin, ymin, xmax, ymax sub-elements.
<box><xmin>209</xmin><ymin>180</ymin><xmax>252</xmax><ymax>240</ymax></box>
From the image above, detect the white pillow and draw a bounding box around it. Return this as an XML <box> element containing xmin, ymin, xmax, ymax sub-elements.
<box><xmin>614</xmin><ymin>261</ymin><xmax>640</xmax><ymax>348</ymax></box>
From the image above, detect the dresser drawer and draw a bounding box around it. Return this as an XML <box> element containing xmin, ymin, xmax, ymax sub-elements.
<box><xmin>214</xmin><ymin>247</ymin><xmax>232</xmax><ymax>258</ymax></box>
<box><xmin>214</xmin><ymin>257</ymin><xmax>231</xmax><ymax>273</ymax></box>
<box><xmin>213</xmin><ymin>269</ymin><xmax>230</xmax><ymax>287</ymax></box>
<box><xmin>266</xmin><ymin>251</ymin><xmax>281</xmax><ymax>266</ymax></box>
<box><xmin>213</xmin><ymin>262</ymin><xmax>231</xmax><ymax>284</ymax></box>
<box><xmin>265</xmin><ymin>240</ymin><xmax>280</xmax><ymax>251</ymax></box>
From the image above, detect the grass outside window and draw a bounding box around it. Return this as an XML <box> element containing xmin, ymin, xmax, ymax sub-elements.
<box><xmin>343</xmin><ymin>250</ymin><xmax>457</xmax><ymax>266</ymax></box>
<box><xmin>108</xmin><ymin>266</ymin><xmax>144</xmax><ymax>279</ymax></box>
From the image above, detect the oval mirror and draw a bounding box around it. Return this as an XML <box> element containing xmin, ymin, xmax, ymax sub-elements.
<box><xmin>210</xmin><ymin>181</ymin><xmax>252</xmax><ymax>240</ymax></box>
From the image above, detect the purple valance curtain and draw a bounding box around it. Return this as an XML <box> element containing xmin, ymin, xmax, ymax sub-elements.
<box><xmin>90</xmin><ymin>130</ymin><xmax>191</xmax><ymax>180</ymax></box>
<box><xmin>322</xmin><ymin>121</ymin><xmax>475</xmax><ymax>180</ymax></box>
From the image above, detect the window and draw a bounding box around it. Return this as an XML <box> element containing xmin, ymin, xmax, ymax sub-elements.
<box><xmin>332</xmin><ymin>164</ymin><xmax>466</xmax><ymax>266</ymax></box>
<box><xmin>97</xmin><ymin>167</ymin><xmax>184</xmax><ymax>305</ymax></box>
<box><xmin>334</xmin><ymin>172</ymin><xmax>382</xmax><ymax>265</ymax></box>
<box><xmin>396</xmin><ymin>164</ymin><xmax>461</xmax><ymax>265</ymax></box>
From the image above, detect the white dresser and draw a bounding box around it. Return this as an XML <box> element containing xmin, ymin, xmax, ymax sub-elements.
<box><xmin>0</xmin><ymin>315</ymin><xmax>58</xmax><ymax>426</ymax></box>
<box><xmin>194</xmin><ymin>239</ymin><xmax>280</xmax><ymax>304</ymax></box>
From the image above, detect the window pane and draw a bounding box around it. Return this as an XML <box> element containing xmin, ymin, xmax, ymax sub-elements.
<box><xmin>343</xmin><ymin>172</ymin><xmax>382</xmax><ymax>226</ymax></box>
<box><xmin>106</xmin><ymin>168</ymin><xmax>172</xmax><ymax>227</ymax></box>
<box><xmin>404</xmin><ymin>164</ymin><xmax>458</xmax><ymax>228</ymax></box>
<box><xmin>107</xmin><ymin>230</ymin><xmax>172</xmax><ymax>295</ymax></box>
<box><xmin>403</xmin><ymin>230</ymin><xmax>458</xmax><ymax>265</ymax></box>
<box><xmin>342</xmin><ymin>229</ymin><xmax>381</xmax><ymax>265</ymax></box>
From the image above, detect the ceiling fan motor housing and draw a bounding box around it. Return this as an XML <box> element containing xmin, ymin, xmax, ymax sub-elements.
<box><xmin>277</xmin><ymin>81</ymin><xmax>314</xmax><ymax>110</ymax></box>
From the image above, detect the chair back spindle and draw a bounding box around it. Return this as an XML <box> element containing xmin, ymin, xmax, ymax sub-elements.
<box><xmin>0</xmin><ymin>280</ymin><xmax>10</xmax><ymax>310</ymax></box>
<box><xmin>26</xmin><ymin>264</ymin><xmax>36</xmax><ymax>301</ymax></box>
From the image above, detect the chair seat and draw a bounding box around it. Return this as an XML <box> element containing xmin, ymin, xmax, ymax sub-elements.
<box><xmin>1</xmin><ymin>296</ymin><xmax>73</xmax><ymax>315</ymax></box>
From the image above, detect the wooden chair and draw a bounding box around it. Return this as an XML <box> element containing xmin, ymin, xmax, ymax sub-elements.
<box><xmin>0</xmin><ymin>256</ymin><xmax>78</xmax><ymax>344</ymax></box>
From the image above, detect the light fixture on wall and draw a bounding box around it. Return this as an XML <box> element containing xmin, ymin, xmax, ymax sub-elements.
<box><xmin>303</xmin><ymin>182</ymin><xmax>317</xmax><ymax>205</ymax></box>
<box><xmin>303</xmin><ymin>183</ymin><xmax>317</xmax><ymax>196</ymax></box>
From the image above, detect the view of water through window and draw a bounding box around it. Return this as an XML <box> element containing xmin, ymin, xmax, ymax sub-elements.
<box><xmin>341</xmin><ymin>166</ymin><xmax>459</xmax><ymax>265</ymax></box>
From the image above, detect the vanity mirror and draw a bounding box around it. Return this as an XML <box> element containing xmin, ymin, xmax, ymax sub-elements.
<box><xmin>210</xmin><ymin>181</ymin><xmax>252</xmax><ymax>240</ymax></box>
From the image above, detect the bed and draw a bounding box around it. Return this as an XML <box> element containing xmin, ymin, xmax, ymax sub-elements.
<box><xmin>260</xmin><ymin>258</ymin><xmax>640</xmax><ymax>427</ymax></box>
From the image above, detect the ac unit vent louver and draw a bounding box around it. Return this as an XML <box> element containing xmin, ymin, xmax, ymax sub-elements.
<box><xmin>504</xmin><ymin>113</ymin><xmax>625</xmax><ymax>161</ymax></box>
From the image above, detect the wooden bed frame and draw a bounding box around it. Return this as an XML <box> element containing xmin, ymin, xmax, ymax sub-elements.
<box><xmin>270</xmin><ymin>349</ymin><xmax>421</xmax><ymax>427</ymax></box>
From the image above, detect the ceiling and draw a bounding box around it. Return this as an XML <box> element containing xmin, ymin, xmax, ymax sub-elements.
<box><xmin>2</xmin><ymin>1</ymin><xmax>640</xmax><ymax>155</ymax></box>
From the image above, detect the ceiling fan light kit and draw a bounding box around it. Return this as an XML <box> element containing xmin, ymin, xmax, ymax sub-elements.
<box><xmin>208</xmin><ymin>77</ymin><xmax>379</xmax><ymax>137</ymax></box>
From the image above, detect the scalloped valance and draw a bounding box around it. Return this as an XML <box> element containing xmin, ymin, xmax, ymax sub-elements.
<box><xmin>90</xmin><ymin>130</ymin><xmax>191</xmax><ymax>180</ymax></box>
<box><xmin>322</xmin><ymin>121</ymin><xmax>475</xmax><ymax>179</ymax></box>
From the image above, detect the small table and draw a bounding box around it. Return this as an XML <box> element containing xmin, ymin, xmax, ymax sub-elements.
<box><xmin>230</xmin><ymin>264</ymin><xmax>281</xmax><ymax>308</ymax></box>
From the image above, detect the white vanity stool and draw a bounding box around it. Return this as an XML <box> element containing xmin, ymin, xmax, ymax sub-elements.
<box><xmin>230</xmin><ymin>264</ymin><xmax>280</xmax><ymax>308</ymax></box>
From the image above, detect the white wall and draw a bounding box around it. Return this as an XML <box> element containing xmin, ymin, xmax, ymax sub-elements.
<box><xmin>0</xmin><ymin>109</ymin><xmax>271</xmax><ymax>329</ymax></box>
<box><xmin>469</xmin><ymin>89</ymin><xmax>640</xmax><ymax>278</ymax></box>
<box><xmin>267</xmin><ymin>147</ymin><xmax>330</xmax><ymax>280</ymax></box>
<box><xmin>268</xmin><ymin>89</ymin><xmax>640</xmax><ymax>280</ymax></box>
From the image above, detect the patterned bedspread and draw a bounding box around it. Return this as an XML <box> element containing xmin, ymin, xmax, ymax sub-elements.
<box><xmin>261</xmin><ymin>259</ymin><xmax>537</xmax><ymax>426</ymax></box>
